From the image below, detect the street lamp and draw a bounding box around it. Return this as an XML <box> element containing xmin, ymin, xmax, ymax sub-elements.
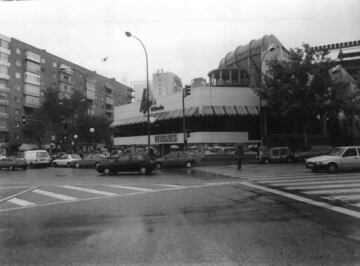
<box><xmin>259</xmin><ymin>44</ymin><xmax>276</xmax><ymax>145</ymax></box>
<box><xmin>73</xmin><ymin>134</ymin><xmax>78</xmax><ymax>152</ymax></box>
<box><xmin>125</xmin><ymin>31</ymin><xmax>151</xmax><ymax>150</ymax></box>
<box><xmin>89</xmin><ymin>127</ymin><xmax>95</xmax><ymax>151</ymax></box>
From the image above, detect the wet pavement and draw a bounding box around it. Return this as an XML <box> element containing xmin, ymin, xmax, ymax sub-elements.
<box><xmin>0</xmin><ymin>165</ymin><xmax>360</xmax><ymax>265</ymax></box>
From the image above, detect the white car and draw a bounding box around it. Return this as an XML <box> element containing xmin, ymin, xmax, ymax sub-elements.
<box><xmin>52</xmin><ymin>153</ymin><xmax>82</xmax><ymax>167</ymax></box>
<box><xmin>305</xmin><ymin>146</ymin><xmax>360</xmax><ymax>173</ymax></box>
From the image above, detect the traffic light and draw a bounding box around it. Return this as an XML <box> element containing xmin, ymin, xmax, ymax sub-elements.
<box><xmin>21</xmin><ymin>116</ymin><xmax>27</xmax><ymax>124</ymax></box>
<box><xmin>186</xmin><ymin>129</ymin><xmax>191</xmax><ymax>138</ymax></box>
<box><xmin>183</xmin><ymin>85</ymin><xmax>191</xmax><ymax>97</ymax></box>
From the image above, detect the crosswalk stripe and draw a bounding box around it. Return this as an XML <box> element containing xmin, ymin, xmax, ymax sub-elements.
<box><xmin>158</xmin><ymin>184</ymin><xmax>185</xmax><ymax>189</ymax></box>
<box><xmin>8</xmin><ymin>197</ymin><xmax>35</xmax><ymax>206</ymax></box>
<box><xmin>103</xmin><ymin>185</ymin><xmax>153</xmax><ymax>192</ymax></box>
<box><xmin>62</xmin><ymin>185</ymin><xmax>117</xmax><ymax>196</ymax></box>
<box><xmin>261</xmin><ymin>179</ymin><xmax>360</xmax><ymax>187</ymax></box>
<box><xmin>324</xmin><ymin>194</ymin><xmax>360</xmax><ymax>201</ymax></box>
<box><xmin>33</xmin><ymin>189</ymin><xmax>78</xmax><ymax>201</ymax></box>
<box><xmin>252</xmin><ymin>174</ymin><xmax>359</xmax><ymax>182</ymax></box>
<box><xmin>305</xmin><ymin>188</ymin><xmax>360</xmax><ymax>195</ymax></box>
<box><xmin>286</xmin><ymin>183</ymin><xmax>360</xmax><ymax>190</ymax></box>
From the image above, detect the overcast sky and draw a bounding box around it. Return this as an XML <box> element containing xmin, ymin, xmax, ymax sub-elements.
<box><xmin>0</xmin><ymin>0</ymin><xmax>359</xmax><ymax>87</ymax></box>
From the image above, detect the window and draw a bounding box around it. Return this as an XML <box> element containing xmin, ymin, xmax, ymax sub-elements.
<box><xmin>343</xmin><ymin>148</ymin><xmax>357</xmax><ymax>157</ymax></box>
<box><xmin>14</xmin><ymin>121</ymin><xmax>20</xmax><ymax>128</ymax></box>
<box><xmin>118</xmin><ymin>155</ymin><xmax>130</xmax><ymax>162</ymax></box>
<box><xmin>41</xmin><ymin>58</ymin><xmax>45</xmax><ymax>64</ymax></box>
<box><xmin>15</xmin><ymin>84</ymin><xmax>21</xmax><ymax>91</ymax></box>
<box><xmin>16</xmin><ymin>48</ymin><xmax>21</xmax><ymax>54</ymax></box>
<box><xmin>15</xmin><ymin>133</ymin><xmax>20</xmax><ymax>140</ymax></box>
<box><xmin>15</xmin><ymin>72</ymin><xmax>21</xmax><ymax>79</ymax></box>
<box><xmin>14</xmin><ymin>109</ymin><xmax>20</xmax><ymax>115</ymax></box>
<box><xmin>0</xmin><ymin>39</ymin><xmax>9</xmax><ymax>50</ymax></box>
<box><xmin>14</xmin><ymin>97</ymin><xmax>21</xmax><ymax>103</ymax></box>
<box><xmin>16</xmin><ymin>60</ymin><xmax>22</xmax><ymax>67</ymax></box>
<box><xmin>52</xmin><ymin>62</ymin><xmax>57</xmax><ymax>68</ymax></box>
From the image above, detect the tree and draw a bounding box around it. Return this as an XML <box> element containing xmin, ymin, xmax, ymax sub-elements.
<box><xmin>259</xmin><ymin>44</ymin><xmax>345</xmax><ymax>147</ymax></box>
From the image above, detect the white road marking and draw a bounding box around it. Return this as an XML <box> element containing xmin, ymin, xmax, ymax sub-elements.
<box><xmin>263</xmin><ymin>179</ymin><xmax>360</xmax><ymax>187</ymax></box>
<box><xmin>8</xmin><ymin>197</ymin><xmax>35</xmax><ymax>206</ymax></box>
<box><xmin>158</xmin><ymin>184</ymin><xmax>185</xmax><ymax>189</ymax></box>
<box><xmin>325</xmin><ymin>194</ymin><xmax>360</xmax><ymax>201</ymax></box>
<box><xmin>0</xmin><ymin>186</ymin><xmax>32</xmax><ymax>190</ymax></box>
<box><xmin>33</xmin><ymin>189</ymin><xmax>78</xmax><ymax>201</ymax></box>
<box><xmin>286</xmin><ymin>183</ymin><xmax>360</xmax><ymax>190</ymax></box>
<box><xmin>103</xmin><ymin>184</ymin><xmax>153</xmax><ymax>192</ymax></box>
<box><xmin>305</xmin><ymin>188</ymin><xmax>360</xmax><ymax>195</ymax></box>
<box><xmin>62</xmin><ymin>185</ymin><xmax>117</xmax><ymax>196</ymax></box>
<box><xmin>240</xmin><ymin>181</ymin><xmax>360</xmax><ymax>220</ymax></box>
<box><xmin>0</xmin><ymin>186</ymin><xmax>39</xmax><ymax>203</ymax></box>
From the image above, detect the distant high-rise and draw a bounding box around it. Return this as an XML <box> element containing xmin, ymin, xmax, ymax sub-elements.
<box><xmin>152</xmin><ymin>69</ymin><xmax>182</xmax><ymax>97</ymax></box>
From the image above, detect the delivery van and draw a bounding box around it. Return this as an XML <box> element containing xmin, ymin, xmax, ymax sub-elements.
<box><xmin>24</xmin><ymin>150</ymin><xmax>51</xmax><ymax>167</ymax></box>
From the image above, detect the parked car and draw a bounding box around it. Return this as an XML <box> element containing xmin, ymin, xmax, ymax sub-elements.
<box><xmin>52</xmin><ymin>153</ymin><xmax>82</xmax><ymax>167</ymax></box>
<box><xmin>305</xmin><ymin>146</ymin><xmax>360</xmax><ymax>173</ymax></box>
<box><xmin>0</xmin><ymin>157</ymin><xmax>27</xmax><ymax>170</ymax></box>
<box><xmin>96</xmin><ymin>153</ymin><xmax>156</xmax><ymax>175</ymax></box>
<box><xmin>156</xmin><ymin>151</ymin><xmax>196</xmax><ymax>168</ymax></box>
<box><xmin>24</xmin><ymin>150</ymin><xmax>51</xmax><ymax>167</ymax></box>
<box><xmin>70</xmin><ymin>153</ymin><xmax>107</xmax><ymax>168</ymax></box>
<box><xmin>257</xmin><ymin>146</ymin><xmax>293</xmax><ymax>163</ymax></box>
<box><xmin>293</xmin><ymin>145</ymin><xmax>333</xmax><ymax>161</ymax></box>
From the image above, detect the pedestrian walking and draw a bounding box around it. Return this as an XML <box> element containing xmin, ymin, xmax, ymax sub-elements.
<box><xmin>236</xmin><ymin>146</ymin><xmax>244</xmax><ymax>170</ymax></box>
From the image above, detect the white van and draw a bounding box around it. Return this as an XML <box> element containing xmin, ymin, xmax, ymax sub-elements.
<box><xmin>24</xmin><ymin>150</ymin><xmax>51</xmax><ymax>167</ymax></box>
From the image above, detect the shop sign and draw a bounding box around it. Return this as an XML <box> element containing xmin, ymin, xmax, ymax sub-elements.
<box><xmin>154</xmin><ymin>134</ymin><xmax>177</xmax><ymax>143</ymax></box>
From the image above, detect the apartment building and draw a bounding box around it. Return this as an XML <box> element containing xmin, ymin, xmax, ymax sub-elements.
<box><xmin>152</xmin><ymin>69</ymin><xmax>182</xmax><ymax>97</ymax></box>
<box><xmin>0</xmin><ymin>33</ymin><xmax>132</xmax><ymax>153</ymax></box>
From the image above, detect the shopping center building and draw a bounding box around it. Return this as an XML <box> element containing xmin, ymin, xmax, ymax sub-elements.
<box><xmin>111</xmin><ymin>35</ymin><xmax>288</xmax><ymax>156</ymax></box>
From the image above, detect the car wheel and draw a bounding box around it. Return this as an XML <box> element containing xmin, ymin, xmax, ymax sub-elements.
<box><xmin>139</xmin><ymin>167</ymin><xmax>147</xmax><ymax>175</ymax></box>
<box><xmin>75</xmin><ymin>163</ymin><xmax>80</xmax><ymax>169</ymax></box>
<box><xmin>156</xmin><ymin>162</ymin><xmax>162</xmax><ymax>169</ymax></box>
<box><xmin>327</xmin><ymin>163</ymin><xmax>338</xmax><ymax>173</ymax></box>
<box><xmin>95</xmin><ymin>162</ymin><xmax>100</xmax><ymax>169</ymax></box>
<box><xmin>103</xmin><ymin>168</ymin><xmax>111</xmax><ymax>175</ymax></box>
<box><xmin>9</xmin><ymin>165</ymin><xmax>14</xmax><ymax>171</ymax></box>
<box><xmin>185</xmin><ymin>161</ymin><xmax>192</xmax><ymax>168</ymax></box>
<box><xmin>287</xmin><ymin>157</ymin><xmax>293</xmax><ymax>163</ymax></box>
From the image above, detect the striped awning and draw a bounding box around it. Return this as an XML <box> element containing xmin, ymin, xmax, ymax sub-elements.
<box><xmin>201</xmin><ymin>105</ymin><xmax>258</xmax><ymax>116</ymax></box>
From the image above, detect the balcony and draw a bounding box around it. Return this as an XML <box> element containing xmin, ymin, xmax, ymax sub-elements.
<box><xmin>24</xmin><ymin>95</ymin><xmax>40</xmax><ymax>108</ymax></box>
<box><xmin>24</xmin><ymin>72</ymin><xmax>41</xmax><ymax>86</ymax></box>
<box><xmin>0</xmin><ymin>86</ymin><xmax>9</xmax><ymax>93</ymax></box>
<box><xmin>0</xmin><ymin>96</ymin><xmax>9</xmax><ymax>106</ymax></box>
<box><xmin>0</xmin><ymin>112</ymin><xmax>9</xmax><ymax>119</ymax></box>
<box><xmin>0</xmin><ymin>73</ymin><xmax>10</xmax><ymax>80</ymax></box>
<box><xmin>86</xmin><ymin>89</ymin><xmax>95</xmax><ymax>100</ymax></box>
<box><xmin>25</xmin><ymin>50</ymin><xmax>41</xmax><ymax>63</ymax></box>
<box><xmin>0</xmin><ymin>123</ymin><xmax>9</xmax><ymax>132</ymax></box>
<box><xmin>0</xmin><ymin>47</ymin><xmax>10</xmax><ymax>56</ymax></box>
<box><xmin>24</xmin><ymin>84</ymin><xmax>41</xmax><ymax>97</ymax></box>
<box><xmin>105</xmin><ymin>97</ymin><xmax>114</xmax><ymax>105</ymax></box>
<box><xmin>0</xmin><ymin>60</ymin><xmax>10</xmax><ymax>67</ymax></box>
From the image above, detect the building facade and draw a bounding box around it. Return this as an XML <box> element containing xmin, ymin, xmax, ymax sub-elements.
<box><xmin>0</xmin><ymin>33</ymin><xmax>132</xmax><ymax>153</ymax></box>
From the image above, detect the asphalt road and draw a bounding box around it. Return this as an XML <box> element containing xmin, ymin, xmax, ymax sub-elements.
<box><xmin>0</xmin><ymin>166</ymin><xmax>360</xmax><ymax>265</ymax></box>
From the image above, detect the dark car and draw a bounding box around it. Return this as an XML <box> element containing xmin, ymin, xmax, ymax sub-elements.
<box><xmin>71</xmin><ymin>153</ymin><xmax>107</xmax><ymax>168</ymax></box>
<box><xmin>257</xmin><ymin>146</ymin><xmax>293</xmax><ymax>163</ymax></box>
<box><xmin>156</xmin><ymin>151</ymin><xmax>196</xmax><ymax>168</ymax></box>
<box><xmin>0</xmin><ymin>157</ymin><xmax>27</xmax><ymax>170</ymax></box>
<box><xmin>293</xmin><ymin>145</ymin><xmax>333</xmax><ymax>161</ymax></box>
<box><xmin>96</xmin><ymin>153</ymin><xmax>156</xmax><ymax>175</ymax></box>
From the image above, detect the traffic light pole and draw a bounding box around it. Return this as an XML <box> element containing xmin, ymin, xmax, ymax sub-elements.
<box><xmin>182</xmin><ymin>88</ymin><xmax>187</xmax><ymax>150</ymax></box>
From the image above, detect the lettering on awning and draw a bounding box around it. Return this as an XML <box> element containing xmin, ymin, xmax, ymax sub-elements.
<box><xmin>154</xmin><ymin>134</ymin><xmax>178</xmax><ymax>143</ymax></box>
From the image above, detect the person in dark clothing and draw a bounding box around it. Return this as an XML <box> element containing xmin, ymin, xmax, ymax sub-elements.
<box><xmin>236</xmin><ymin>146</ymin><xmax>244</xmax><ymax>170</ymax></box>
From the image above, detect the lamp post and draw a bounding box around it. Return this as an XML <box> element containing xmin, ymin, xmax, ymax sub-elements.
<box><xmin>259</xmin><ymin>44</ymin><xmax>275</xmax><ymax>145</ymax></box>
<box><xmin>125</xmin><ymin>31</ymin><xmax>151</xmax><ymax>150</ymax></box>
<box><xmin>89</xmin><ymin>127</ymin><xmax>95</xmax><ymax>151</ymax></box>
<box><xmin>73</xmin><ymin>134</ymin><xmax>78</xmax><ymax>153</ymax></box>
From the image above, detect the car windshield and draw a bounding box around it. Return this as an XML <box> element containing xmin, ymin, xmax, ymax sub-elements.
<box><xmin>329</xmin><ymin>147</ymin><xmax>345</xmax><ymax>156</ymax></box>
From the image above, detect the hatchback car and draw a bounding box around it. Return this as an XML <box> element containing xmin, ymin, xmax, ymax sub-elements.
<box><xmin>71</xmin><ymin>153</ymin><xmax>107</xmax><ymax>168</ymax></box>
<box><xmin>0</xmin><ymin>157</ymin><xmax>27</xmax><ymax>170</ymax></box>
<box><xmin>305</xmin><ymin>146</ymin><xmax>360</xmax><ymax>173</ymax></box>
<box><xmin>293</xmin><ymin>145</ymin><xmax>333</xmax><ymax>161</ymax></box>
<box><xmin>156</xmin><ymin>151</ymin><xmax>196</xmax><ymax>168</ymax></box>
<box><xmin>52</xmin><ymin>153</ymin><xmax>82</xmax><ymax>167</ymax></box>
<box><xmin>96</xmin><ymin>153</ymin><xmax>156</xmax><ymax>175</ymax></box>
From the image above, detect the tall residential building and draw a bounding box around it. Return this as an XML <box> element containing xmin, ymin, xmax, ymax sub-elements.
<box><xmin>0</xmin><ymin>33</ymin><xmax>133</xmax><ymax>153</ymax></box>
<box><xmin>152</xmin><ymin>69</ymin><xmax>182</xmax><ymax>97</ymax></box>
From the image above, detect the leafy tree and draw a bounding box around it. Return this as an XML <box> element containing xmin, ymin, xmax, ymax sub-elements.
<box><xmin>259</xmin><ymin>43</ymin><xmax>349</xmax><ymax>147</ymax></box>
